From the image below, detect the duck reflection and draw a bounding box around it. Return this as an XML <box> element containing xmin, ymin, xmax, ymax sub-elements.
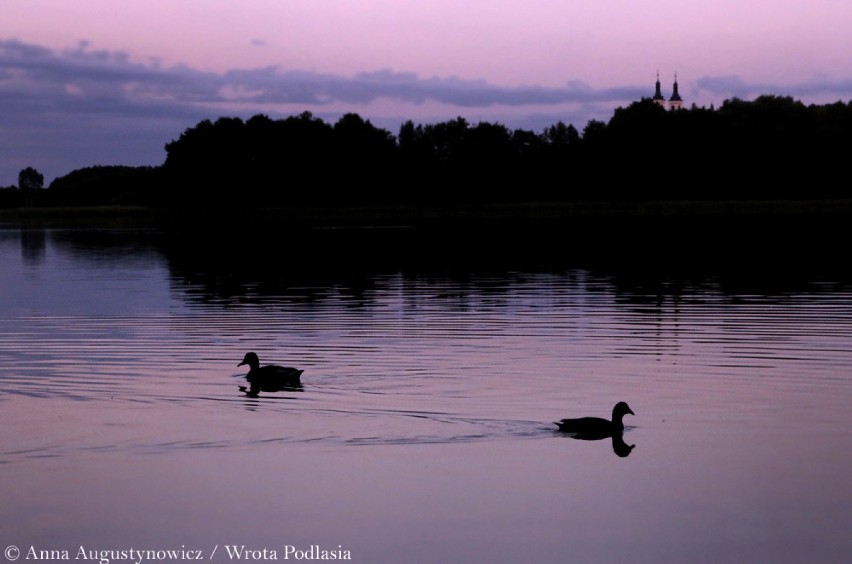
<box><xmin>557</xmin><ymin>431</ymin><xmax>635</xmax><ymax>458</ymax></box>
<box><xmin>238</xmin><ymin>382</ymin><xmax>304</xmax><ymax>395</ymax></box>
<box><xmin>554</xmin><ymin>401</ymin><xmax>636</xmax><ymax>457</ymax></box>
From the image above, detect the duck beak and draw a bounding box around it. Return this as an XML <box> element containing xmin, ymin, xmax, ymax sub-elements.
<box><xmin>628</xmin><ymin>408</ymin><xmax>635</xmax><ymax>416</ymax></box>
<box><xmin>238</xmin><ymin>361</ymin><xmax>246</xmax><ymax>367</ymax></box>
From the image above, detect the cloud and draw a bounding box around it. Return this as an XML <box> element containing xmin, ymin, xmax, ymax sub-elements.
<box><xmin>695</xmin><ymin>74</ymin><xmax>852</xmax><ymax>102</ymax></box>
<box><xmin>1</xmin><ymin>38</ymin><xmax>851</xmax><ymax>185</ymax></box>
<box><xmin>0</xmin><ymin>38</ymin><xmax>645</xmax><ymax>116</ymax></box>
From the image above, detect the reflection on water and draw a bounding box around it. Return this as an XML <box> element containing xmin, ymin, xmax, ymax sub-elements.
<box><xmin>556</xmin><ymin>431</ymin><xmax>636</xmax><ymax>458</ymax></box>
<box><xmin>20</xmin><ymin>227</ymin><xmax>47</xmax><ymax>265</ymax></box>
<box><xmin>1</xmin><ymin>225</ymin><xmax>851</xmax><ymax>562</ymax></box>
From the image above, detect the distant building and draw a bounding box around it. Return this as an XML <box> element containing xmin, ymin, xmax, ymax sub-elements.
<box><xmin>652</xmin><ymin>72</ymin><xmax>666</xmax><ymax>108</ymax></box>
<box><xmin>652</xmin><ymin>72</ymin><xmax>683</xmax><ymax>111</ymax></box>
<box><xmin>668</xmin><ymin>73</ymin><xmax>683</xmax><ymax>110</ymax></box>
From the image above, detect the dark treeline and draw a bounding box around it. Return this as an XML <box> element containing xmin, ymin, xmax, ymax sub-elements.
<box><xmin>5</xmin><ymin>95</ymin><xmax>852</xmax><ymax>209</ymax></box>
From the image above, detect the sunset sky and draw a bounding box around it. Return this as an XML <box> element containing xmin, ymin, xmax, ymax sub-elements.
<box><xmin>2</xmin><ymin>1</ymin><xmax>851</xmax><ymax>184</ymax></box>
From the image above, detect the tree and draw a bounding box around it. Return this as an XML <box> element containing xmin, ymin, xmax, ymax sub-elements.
<box><xmin>18</xmin><ymin>167</ymin><xmax>44</xmax><ymax>190</ymax></box>
<box><xmin>331</xmin><ymin>113</ymin><xmax>397</xmax><ymax>203</ymax></box>
<box><xmin>16</xmin><ymin>167</ymin><xmax>44</xmax><ymax>207</ymax></box>
<box><xmin>543</xmin><ymin>121</ymin><xmax>580</xmax><ymax>148</ymax></box>
<box><xmin>581</xmin><ymin>119</ymin><xmax>607</xmax><ymax>144</ymax></box>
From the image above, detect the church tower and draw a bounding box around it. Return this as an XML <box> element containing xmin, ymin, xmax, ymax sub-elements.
<box><xmin>652</xmin><ymin>71</ymin><xmax>666</xmax><ymax>108</ymax></box>
<box><xmin>668</xmin><ymin>72</ymin><xmax>683</xmax><ymax>111</ymax></box>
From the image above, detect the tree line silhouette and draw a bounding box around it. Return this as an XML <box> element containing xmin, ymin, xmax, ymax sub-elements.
<box><xmin>3</xmin><ymin>95</ymin><xmax>851</xmax><ymax>210</ymax></box>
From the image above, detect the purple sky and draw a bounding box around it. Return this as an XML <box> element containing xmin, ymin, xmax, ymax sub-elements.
<box><xmin>2</xmin><ymin>1</ymin><xmax>851</xmax><ymax>185</ymax></box>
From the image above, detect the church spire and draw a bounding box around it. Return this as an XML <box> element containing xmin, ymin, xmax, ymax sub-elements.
<box><xmin>652</xmin><ymin>71</ymin><xmax>665</xmax><ymax>107</ymax></box>
<box><xmin>668</xmin><ymin>72</ymin><xmax>683</xmax><ymax>110</ymax></box>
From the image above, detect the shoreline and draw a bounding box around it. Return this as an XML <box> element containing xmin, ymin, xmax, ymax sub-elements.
<box><xmin>2</xmin><ymin>198</ymin><xmax>852</xmax><ymax>229</ymax></box>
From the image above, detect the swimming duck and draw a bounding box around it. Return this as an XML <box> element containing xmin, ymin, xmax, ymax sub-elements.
<box><xmin>554</xmin><ymin>401</ymin><xmax>635</xmax><ymax>439</ymax></box>
<box><xmin>238</xmin><ymin>352</ymin><xmax>304</xmax><ymax>396</ymax></box>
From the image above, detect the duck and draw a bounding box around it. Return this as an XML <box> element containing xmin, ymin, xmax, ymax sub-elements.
<box><xmin>554</xmin><ymin>401</ymin><xmax>635</xmax><ymax>439</ymax></box>
<box><xmin>238</xmin><ymin>352</ymin><xmax>304</xmax><ymax>396</ymax></box>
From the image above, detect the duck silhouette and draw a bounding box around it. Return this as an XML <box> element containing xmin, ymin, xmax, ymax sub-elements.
<box><xmin>554</xmin><ymin>401</ymin><xmax>635</xmax><ymax>439</ymax></box>
<box><xmin>238</xmin><ymin>352</ymin><xmax>304</xmax><ymax>396</ymax></box>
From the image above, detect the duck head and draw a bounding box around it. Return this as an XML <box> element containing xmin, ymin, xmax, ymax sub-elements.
<box><xmin>614</xmin><ymin>401</ymin><xmax>634</xmax><ymax>416</ymax></box>
<box><xmin>238</xmin><ymin>352</ymin><xmax>260</xmax><ymax>370</ymax></box>
<box><xmin>612</xmin><ymin>401</ymin><xmax>635</xmax><ymax>424</ymax></box>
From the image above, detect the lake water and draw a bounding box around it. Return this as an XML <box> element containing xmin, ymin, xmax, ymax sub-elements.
<box><xmin>1</xmin><ymin>222</ymin><xmax>851</xmax><ymax>563</ymax></box>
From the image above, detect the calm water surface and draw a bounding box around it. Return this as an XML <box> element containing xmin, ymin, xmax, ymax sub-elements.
<box><xmin>1</xmin><ymin>225</ymin><xmax>851</xmax><ymax>563</ymax></box>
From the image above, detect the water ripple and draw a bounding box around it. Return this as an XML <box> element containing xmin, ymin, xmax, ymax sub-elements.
<box><xmin>2</xmin><ymin>261</ymin><xmax>852</xmax><ymax>461</ymax></box>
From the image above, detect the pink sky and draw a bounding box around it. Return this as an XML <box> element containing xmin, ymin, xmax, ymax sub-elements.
<box><xmin>2</xmin><ymin>0</ymin><xmax>851</xmax><ymax>183</ymax></box>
